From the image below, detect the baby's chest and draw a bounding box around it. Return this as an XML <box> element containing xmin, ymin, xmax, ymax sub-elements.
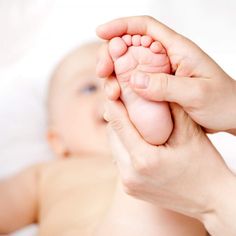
<box><xmin>39</xmin><ymin>172</ymin><xmax>116</xmax><ymax>221</ymax></box>
<box><xmin>38</xmin><ymin>190</ymin><xmax>97</xmax><ymax>235</ymax></box>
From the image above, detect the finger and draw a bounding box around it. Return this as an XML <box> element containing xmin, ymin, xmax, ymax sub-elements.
<box><xmin>104</xmin><ymin>76</ymin><xmax>121</xmax><ymax>100</ymax></box>
<box><xmin>168</xmin><ymin>103</ymin><xmax>203</xmax><ymax>145</ymax></box>
<box><xmin>96</xmin><ymin>15</ymin><xmax>178</xmax><ymax>50</ymax></box>
<box><xmin>107</xmin><ymin>125</ymin><xmax>145</xmax><ymax>195</ymax></box>
<box><xmin>96</xmin><ymin>42</ymin><xmax>114</xmax><ymax>78</ymax></box>
<box><xmin>130</xmin><ymin>71</ymin><xmax>209</xmax><ymax>108</ymax></box>
<box><xmin>105</xmin><ymin>100</ymin><xmax>162</xmax><ymax>178</ymax></box>
<box><xmin>105</xmin><ymin>100</ymin><xmax>148</xmax><ymax>153</ymax></box>
<box><xmin>106</xmin><ymin>125</ymin><xmax>132</xmax><ymax>168</ymax></box>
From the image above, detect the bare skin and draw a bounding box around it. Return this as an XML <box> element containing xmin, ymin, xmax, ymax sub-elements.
<box><xmin>0</xmin><ymin>42</ymin><xmax>206</xmax><ymax>236</ymax></box>
<box><xmin>97</xmin><ymin>16</ymin><xmax>236</xmax><ymax>135</ymax></box>
<box><xmin>0</xmin><ymin>43</ymin><xmax>118</xmax><ymax>236</ymax></box>
<box><xmin>97</xmin><ymin>15</ymin><xmax>236</xmax><ymax>236</ymax></box>
<box><xmin>0</xmin><ymin>156</ymin><xmax>117</xmax><ymax>236</ymax></box>
<box><xmin>108</xmin><ymin>35</ymin><xmax>173</xmax><ymax>145</ymax></box>
<box><xmin>39</xmin><ymin>156</ymin><xmax>117</xmax><ymax>235</ymax></box>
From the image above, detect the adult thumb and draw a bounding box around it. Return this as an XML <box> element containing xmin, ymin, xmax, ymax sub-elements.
<box><xmin>130</xmin><ymin>71</ymin><xmax>204</xmax><ymax>108</ymax></box>
<box><xmin>169</xmin><ymin>103</ymin><xmax>201</xmax><ymax>143</ymax></box>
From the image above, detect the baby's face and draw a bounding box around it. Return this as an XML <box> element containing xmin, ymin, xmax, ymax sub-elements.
<box><xmin>48</xmin><ymin>44</ymin><xmax>109</xmax><ymax>157</ymax></box>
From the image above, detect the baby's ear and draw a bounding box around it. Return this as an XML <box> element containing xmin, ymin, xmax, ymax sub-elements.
<box><xmin>47</xmin><ymin>128</ymin><xmax>70</xmax><ymax>158</ymax></box>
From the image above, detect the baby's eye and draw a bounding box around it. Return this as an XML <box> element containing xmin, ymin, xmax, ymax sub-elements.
<box><xmin>78</xmin><ymin>84</ymin><xmax>98</xmax><ymax>94</ymax></box>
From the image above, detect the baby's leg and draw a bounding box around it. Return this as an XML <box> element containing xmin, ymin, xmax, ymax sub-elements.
<box><xmin>94</xmin><ymin>180</ymin><xmax>207</xmax><ymax>236</ymax></box>
<box><xmin>109</xmin><ymin>35</ymin><xmax>173</xmax><ymax>145</ymax></box>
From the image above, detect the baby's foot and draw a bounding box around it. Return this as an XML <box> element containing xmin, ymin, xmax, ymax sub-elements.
<box><xmin>109</xmin><ymin>35</ymin><xmax>173</xmax><ymax>145</ymax></box>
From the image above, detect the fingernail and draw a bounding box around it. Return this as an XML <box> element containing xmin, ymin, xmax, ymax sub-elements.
<box><xmin>103</xmin><ymin>103</ymin><xmax>110</xmax><ymax>121</ymax></box>
<box><xmin>131</xmin><ymin>71</ymin><xmax>149</xmax><ymax>89</ymax></box>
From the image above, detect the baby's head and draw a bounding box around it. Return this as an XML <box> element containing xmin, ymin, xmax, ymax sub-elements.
<box><xmin>47</xmin><ymin>42</ymin><xmax>109</xmax><ymax>158</ymax></box>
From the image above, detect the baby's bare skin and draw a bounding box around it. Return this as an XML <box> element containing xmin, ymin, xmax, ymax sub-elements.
<box><xmin>38</xmin><ymin>156</ymin><xmax>117</xmax><ymax>236</ymax></box>
<box><xmin>108</xmin><ymin>35</ymin><xmax>173</xmax><ymax>145</ymax></box>
<box><xmin>0</xmin><ymin>42</ymin><xmax>206</xmax><ymax>236</ymax></box>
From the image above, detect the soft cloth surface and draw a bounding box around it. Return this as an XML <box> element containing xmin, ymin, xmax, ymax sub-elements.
<box><xmin>0</xmin><ymin>75</ymin><xmax>53</xmax><ymax>179</ymax></box>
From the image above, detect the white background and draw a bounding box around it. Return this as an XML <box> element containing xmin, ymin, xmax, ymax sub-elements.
<box><xmin>0</xmin><ymin>0</ymin><xmax>235</xmax><ymax>235</ymax></box>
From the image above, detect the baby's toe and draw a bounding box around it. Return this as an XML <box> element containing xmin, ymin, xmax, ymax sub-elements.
<box><xmin>150</xmin><ymin>41</ymin><xmax>166</xmax><ymax>54</ymax></box>
<box><xmin>132</xmin><ymin>35</ymin><xmax>141</xmax><ymax>46</ymax></box>
<box><xmin>109</xmin><ymin>37</ymin><xmax>128</xmax><ymax>61</ymax></box>
<box><xmin>141</xmin><ymin>35</ymin><xmax>153</xmax><ymax>47</ymax></box>
<box><xmin>122</xmin><ymin>34</ymin><xmax>132</xmax><ymax>46</ymax></box>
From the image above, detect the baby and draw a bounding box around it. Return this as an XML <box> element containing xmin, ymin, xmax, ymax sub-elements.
<box><xmin>0</xmin><ymin>42</ymin><xmax>206</xmax><ymax>235</ymax></box>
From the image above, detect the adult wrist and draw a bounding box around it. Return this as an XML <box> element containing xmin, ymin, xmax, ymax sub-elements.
<box><xmin>182</xmin><ymin>141</ymin><xmax>227</xmax><ymax>222</ymax></box>
<box><xmin>201</xmin><ymin>171</ymin><xmax>236</xmax><ymax>236</ymax></box>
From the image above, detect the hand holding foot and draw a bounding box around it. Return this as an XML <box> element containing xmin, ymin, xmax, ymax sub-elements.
<box><xmin>97</xmin><ymin>16</ymin><xmax>236</xmax><ymax>135</ymax></box>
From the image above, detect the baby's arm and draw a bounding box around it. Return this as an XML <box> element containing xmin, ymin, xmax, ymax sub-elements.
<box><xmin>0</xmin><ymin>164</ymin><xmax>43</xmax><ymax>234</ymax></box>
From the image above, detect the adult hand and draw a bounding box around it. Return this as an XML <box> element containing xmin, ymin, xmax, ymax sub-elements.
<box><xmin>97</xmin><ymin>16</ymin><xmax>236</xmax><ymax>135</ymax></box>
<box><xmin>104</xmin><ymin>99</ymin><xmax>236</xmax><ymax>236</ymax></box>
